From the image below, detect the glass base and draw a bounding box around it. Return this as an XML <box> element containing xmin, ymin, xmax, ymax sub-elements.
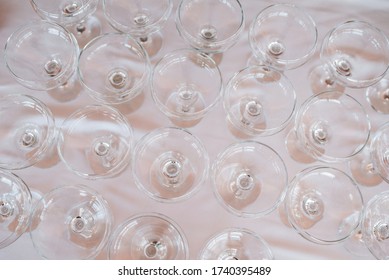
<box><xmin>68</xmin><ymin>15</ymin><xmax>102</xmax><ymax>48</ymax></box>
<box><xmin>137</xmin><ymin>31</ymin><xmax>164</xmax><ymax>59</ymax></box>
<box><xmin>349</xmin><ymin>148</ymin><xmax>383</xmax><ymax>187</ymax></box>
<box><xmin>309</xmin><ymin>64</ymin><xmax>345</xmax><ymax>95</ymax></box>
<box><xmin>366</xmin><ymin>78</ymin><xmax>389</xmax><ymax>114</ymax></box>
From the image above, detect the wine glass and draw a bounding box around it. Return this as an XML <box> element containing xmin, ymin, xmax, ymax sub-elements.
<box><xmin>284</xmin><ymin>166</ymin><xmax>364</xmax><ymax>245</ymax></box>
<box><xmin>0</xmin><ymin>94</ymin><xmax>57</xmax><ymax>170</ymax></box>
<box><xmin>133</xmin><ymin>127</ymin><xmax>209</xmax><ymax>202</ymax></box>
<box><xmin>58</xmin><ymin>104</ymin><xmax>133</xmax><ymax>179</ymax></box>
<box><xmin>176</xmin><ymin>0</ymin><xmax>245</xmax><ymax>62</ymax></box>
<box><xmin>4</xmin><ymin>20</ymin><xmax>79</xmax><ymax>95</ymax></box>
<box><xmin>248</xmin><ymin>3</ymin><xmax>318</xmax><ymax>71</ymax></box>
<box><xmin>78</xmin><ymin>33</ymin><xmax>150</xmax><ymax>105</ymax></box>
<box><xmin>361</xmin><ymin>191</ymin><xmax>389</xmax><ymax>259</ymax></box>
<box><xmin>212</xmin><ymin>141</ymin><xmax>287</xmax><ymax>218</ymax></box>
<box><xmin>29</xmin><ymin>184</ymin><xmax>112</xmax><ymax>259</ymax></box>
<box><xmin>350</xmin><ymin>121</ymin><xmax>389</xmax><ymax>187</ymax></box>
<box><xmin>29</xmin><ymin>0</ymin><xmax>101</xmax><ymax>48</ymax></box>
<box><xmin>103</xmin><ymin>0</ymin><xmax>173</xmax><ymax>58</ymax></box>
<box><xmin>199</xmin><ymin>228</ymin><xmax>273</xmax><ymax>260</ymax></box>
<box><xmin>0</xmin><ymin>170</ymin><xmax>32</xmax><ymax>249</ymax></box>
<box><xmin>223</xmin><ymin>65</ymin><xmax>296</xmax><ymax>138</ymax></box>
<box><xmin>310</xmin><ymin>20</ymin><xmax>389</xmax><ymax>95</ymax></box>
<box><xmin>286</xmin><ymin>90</ymin><xmax>371</xmax><ymax>163</ymax></box>
<box><xmin>366</xmin><ymin>77</ymin><xmax>389</xmax><ymax>114</ymax></box>
<box><xmin>108</xmin><ymin>213</ymin><xmax>188</xmax><ymax>259</ymax></box>
<box><xmin>151</xmin><ymin>49</ymin><xmax>222</xmax><ymax>127</ymax></box>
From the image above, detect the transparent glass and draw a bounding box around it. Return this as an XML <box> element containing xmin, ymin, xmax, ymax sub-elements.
<box><xmin>361</xmin><ymin>191</ymin><xmax>389</xmax><ymax>259</ymax></box>
<box><xmin>103</xmin><ymin>0</ymin><xmax>173</xmax><ymax>57</ymax></box>
<box><xmin>109</xmin><ymin>213</ymin><xmax>188</xmax><ymax>259</ymax></box>
<box><xmin>176</xmin><ymin>0</ymin><xmax>245</xmax><ymax>55</ymax></box>
<box><xmin>286</xmin><ymin>91</ymin><xmax>370</xmax><ymax>163</ymax></box>
<box><xmin>0</xmin><ymin>170</ymin><xmax>32</xmax><ymax>249</ymax></box>
<box><xmin>30</xmin><ymin>0</ymin><xmax>101</xmax><ymax>47</ymax></box>
<box><xmin>212</xmin><ymin>141</ymin><xmax>287</xmax><ymax>218</ymax></box>
<box><xmin>199</xmin><ymin>228</ymin><xmax>273</xmax><ymax>260</ymax></box>
<box><xmin>366</xmin><ymin>77</ymin><xmax>389</xmax><ymax>114</ymax></box>
<box><xmin>58</xmin><ymin>105</ymin><xmax>133</xmax><ymax>179</ymax></box>
<box><xmin>29</xmin><ymin>185</ymin><xmax>112</xmax><ymax>259</ymax></box>
<box><xmin>249</xmin><ymin>4</ymin><xmax>317</xmax><ymax>71</ymax></box>
<box><xmin>78</xmin><ymin>33</ymin><xmax>150</xmax><ymax>105</ymax></box>
<box><xmin>0</xmin><ymin>94</ymin><xmax>57</xmax><ymax>170</ymax></box>
<box><xmin>4</xmin><ymin>20</ymin><xmax>79</xmax><ymax>91</ymax></box>
<box><xmin>151</xmin><ymin>49</ymin><xmax>222</xmax><ymax>127</ymax></box>
<box><xmin>223</xmin><ymin>65</ymin><xmax>296</xmax><ymax>138</ymax></box>
<box><xmin>284</xmin><ymin>166</ymin><xmax>364</xmax><ymax>245</ymax></box>
<box><xmin>133</xmin><ymin>127</ymin><xmax>209</xmax><ymax>202</ymax></box>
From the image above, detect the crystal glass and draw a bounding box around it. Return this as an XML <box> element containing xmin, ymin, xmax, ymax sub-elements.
<box><xmin>103</xmin><ymin>0</ymin><xmax>173</xmax><ymax>57</ymax></box>
<box><xmin>361</xmin><ymin>191</ymin><xmax>389</xmax><ymax>259</ymax></box>
<box><xmin>29</xmin><ymin>184</ymin><xmax>112</xmax><ymax>259</ymax></box>
<box><xmin>176</xmin><ymin>0</ymin><xmax>245</xmax><ymax>56</ymax></box>
<box><xmin>310</xmin><ymin>20</ymin><xmax>389</xmax><ymax>95</ymax></box>
<box><xmin>350</xmin><ymin>121</ymin><xmax>389</xmax><ymax>187</ymax></box>
<box><xmin>286</xmin><ymin>91</ymin><xmax>371</xmax><ymax>163</ymax></box>
<box><xmin>249</xmin><ymin>3</ymin><xmax>317</xmax><ymax>71</ymax></box>
<box><xmin>151</xmin><ymin>49</ymin><xmax>222</xmax><ymax>127</ymax></box>
<box><xmin>4</xmin><ymin>20</ymin><xmax>79</xmax><ymax>92</ymax></box>
<box><xmin>223</xmin><ymin>65</ymin><xmax>296</xmax><ymax>138</ymax></box>
<box><xmin>212</xmin><ymin>141</ymin><xmax>287</xmax><ymax>218</ymax></box>
<box><xmin>78</xmin><ymin>33</ymin><xmax>150</xmax><ymax>105</ymax></box>
<box><xmin>366</xmin><ymin>77</ymin><xmax>389</xmax><ymax>114</ymax></box>
<box><xmin>0</xmin><ymin>94</ymin><xmax>57</xmax><ymax>170</ymax></box>
<box><xmin>284</xmin><ymin>166</ymin><xmax>364</xmax><ymax>245</ymax></box>
<box><xmin>0</xmin><ymin>170</ymin><xmax>32</xmax><ymax>249</ymax></box>
<box><xmin>58</xmin><ymin>104</ymin><xmax>133</xmax><ymax>179</ymax></box>
<box><xmin>108</xmin><ymin>213</ymin><xmax>188</xmax><ymax>259</ymax></box>
<box><xmin>30</xmin><ymin>0</ymin><xmax>101</xmax><ymax>47</ymax></box>
<box><xmin>133</xmin><ymin>127</ymin><xmax>209</xmax><ymax>202</ymax></box>
<box><xmin>199</xmin><ymin>228</ymin><xmax>273</xmax><ymax>260</ymax></box>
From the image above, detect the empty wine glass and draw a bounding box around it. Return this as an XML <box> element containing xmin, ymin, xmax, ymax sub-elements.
<box><xmin>286</xmin><ymin>90</ymin><xmax>371</xmax><ymax>163</ymax></box>
<box><xmin>4</xmin><ymin>20</ymin><xmax>79</xmax><ymax>93</ymax></box>
<box><xmin>199</xmin><ymin>228</ymin><xmax>273</xmax><ymax>260</ymax></box>
<box><xmin>361</xmin><ymin>191</ymin><xmax>389</xmax><ymax>259</ymax></box>
<box><xmin>29</xmin><ymin>184</ymin><xmax>112</xmax><ymax>259</ymax></box>
<box><xmin>0</xmin><ymin>170</ymin><xmax>32</xmax><ymax>249</ymax></box>
<box><xmin>176</xmin><ymin>0</ymin><xmax>245</xmax><ymax>59</ymax></box>
<box><xmin>212</xmin><ymin>141</ymin><xmax>287</xmax><ymax>218</ymax></box>
<box><xmin>133</xmin><ymin>127</ymin><xmax>209</xmax><ymax>202</ymax></box>
<box><xmin>284</xmin><ymin>166</ymin><xmax>364</xmax><ymax>245</ymax></box>
<box><xmin>78</xmin><ymin>33</ymin><xmax>150</xmax><ymax>105</ymax></box>
<box><xmin>366</xmin><ymin>77</ymin><xmax>389</xmax><ymax>114</ymax></box>
<box><xmin>58</xmin><ymin>104</ymin><xmax>133</xmax><ymax>179</ymax></box>
<box><xmin>310</xmin><ymin>20</ymin><xmax>389</xmax><ymax>95</ymax></box>
<box><xmin>29</xmin><ymin>0</ymin><xmax>101</xmax><ymax>47</ymax></box>
<box><xmin>248</xmin><ymin>3</ymin><xmax>318</xmax><ymax>71</ymax></box>
<box><xmin>0</xmin><ymin>94</ymin><xmax>57</xmax><ymax>170</ymax></box>
<box><xmin>103</xmin><ymin>0</ymin><xmax>173</xmax><ymax>58</ymax></box>
<box><xmin>108</xmin><ymin>213</ymin><xmax>188</xmax><ymax>259</ymax></box>
<box><xmin>151</xmin><ymin>49</ymin><xmax>222</xmax><ymax>127</ymax></box>
<box><xmin>350</xmin><ymin>121</ymin><xmax>389</xmax><ymax>187</ymax></box>
<box><xmin>223</xmin><ymin>65</ymin><xmax>296</xmax><ymax>138</ymax></box>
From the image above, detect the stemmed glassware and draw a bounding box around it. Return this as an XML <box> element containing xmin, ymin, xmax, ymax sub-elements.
<box><xmin>248</xmin><ymin>3</ymin><xmax>318</xmax><ymax>71</ymax></box>
<box><xmin>176</xmin><ymin>0</ymin><xmax>245</xmax><ymax>62</ymax></box>
<box><xmin>108</xmin><ymin>213</ymin><xmax>188</xmax><ymax>259</ymax></box>
<box><xmin>57</xmin><ymin>105</ymin><xmax>133</xmax><ymax>179</ymax></box>
<box><xmin>284</xmin><ymin>166</ymin><xmax>364</xmax><ymax>245</ymax></box>
<box><xmin>151</xmin><ymin>49</ymin><xmax>222</xmax><ymax>127</ymax></box>
<box><xmin>78</xmin><ymin>33</ymin><xmax>150</xmax><ymax>105</ymax></box>
<box><xmin>29</xmin><ymin>184</ymin><xmax>112</xmax><ymax>259</ymax></box>
<box><xmin>286</xmin><ymin>91</ymin><xmax>371</xmax><ymax>163</ymax></box>
<box><xmin>309</xmin><ymin>20</ymin><xmax>389</xmax><ymax>96</ymax></box>
<box><xmin>199</xmin><ymin>228</ymin><xmax>273</xmax><ymax>260</ymax></box>
<box><xmin>223</xmin><ymin>65</ymin><xmax>296</xmax><ymax>138</ymax></box>
<box><xmin>29</xmin><ymin>0</ymin><xmax>101</xmax><ymax>47</ymax></box>
<box><xmin>366</xmin><ymin>77</ymin><xmax>389</xmax><ymax>114</ymax></box>
<box><xmin>132</xmin><ymin>127</ymin><xmax>209</xmax><ymax>202</ymax></box>
<box><xmin>103</xmin><ymin>0</ymin><xmax>173</xmax><ymax>58</ymax></box>
<box><xmin>0</xmin><ymin>94</ymin><xmax>57</xmax><ymax>170</ymax></box>
<box><xmin>212</xmin><ymin>141</ymin><xmax>287</xmax><ymax>218</ymax></box>
<box><xmin>0</xmin><ymin>170</ymin><xmax>32</xmax><ymax>249</ymax></box>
